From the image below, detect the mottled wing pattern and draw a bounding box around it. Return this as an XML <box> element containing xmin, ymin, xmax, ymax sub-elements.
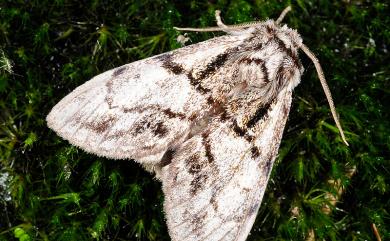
<box><xmin>162</xmin><ymin>89</ymin><xmax>293</xmax><ymax>241</ymax></box>
<box><xmin>48</xmin><ymin>17</ymin><xmax>305</xmax><ymax>241</ymax></box>
<box><xmin>46</xmin><ymin>34</ymin><xmax>249</xmax><ymax>166</ymax></box>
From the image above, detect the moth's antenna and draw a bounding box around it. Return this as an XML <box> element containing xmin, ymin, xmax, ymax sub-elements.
<box><xmin>300</xmin><ymin>44</ymin><xmax>349</xmax><ymax>146</ymax></box>
<box><xmin>173</xmin><ymin>26</ymin><xmax>225</xmax><ymax>32</ymax></box>
<box><xmin>276</xmin><ymin>6</ymin><xmax>292</xmax><ymax>24</ymax></box>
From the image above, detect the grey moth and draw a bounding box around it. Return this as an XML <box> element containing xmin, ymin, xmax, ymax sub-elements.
<box><xmin>47</xmin><ymin>6</ymin><xmax>348</xmax><ymax>241</ymax></box>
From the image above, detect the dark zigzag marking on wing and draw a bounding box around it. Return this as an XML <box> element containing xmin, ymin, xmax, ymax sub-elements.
<box><xmin>162</xmin><ymin>108</ymin><xmax>187</xmax><ymax>119</ymax></box>
<box><xmin>153</xmin><ymin>121</ymin><xmax>169</xmax><ymax>137</ymax></box>
<box><xmin>195</xmin><ymin>52</ymin><xmax>230</xmax><ymax>81</ymax></box>
<box><xmin>246</xmin><ymin>102</ymin><xmax>272</xmax><ymax>128</ymax></box>
<box><xmin>160</xmin><ymin>53</ymin><xmax>210</xmax><ymax>94</ymax></box>
<box><xmin>182</xmin><ymin>52</ymin><xmax>231</xmax><ymax>94</ymax></box>
<box><xmin>97</xmin><ymin>109</ymin><xmax>182</xmax><ymax>146</ymax></box>
<box><xmin>232</xmin><ymin>120</ymin><xmax>246</xmax><ymax>137</ymax></box>
<box><xmin>161</xmin><ymin>54</ymin><xmax>185</xmax><ymax>75</ymax></box>
<box><xmin>161</xmin><ymin>148</ymin><xmax>176</xmax><ymax>167</ymax></box>
<box><xmin>201</xmin><ymin>131</ymin><xmax>214</xmax><ymax>163</ymax></box>
<box><xmin>180</xmin><ymin>155</ymin><xmax>258</xmax><ymax>241</ymax></box>
<box><xmin>231</xmin><ymin>120</ymin><xmax>253</xmax><ymax>142</ymax></box>
<box><xmin>160</xmin><ymin>53</ymin><xmax>231</xmax><ymax>121</ymax></box>
<box><xmin>251</xmin><ymin>146</ymin><xmax>260</xmax><ymax>158</ymax></box>
<box><xmin>122</xmin><ymin>105</ymin><xmax>186</xmax><ymax>119</ymax></box>
<box><xmin>170</xmin><ymin>132</ymin><xmax>247</xmax><ymax>205</ymax></box>
<box><xmin>85</xmin><ymin>115</ymin><xmax>117</xmax><ymax>134</ymax></box>
<box><xmin>161</xmin><ymin>47</ymin><xmax>241</xmax><ymax>94</ymax></box>
<box><xmin>186</xmin><ymin>72</ymin><xmax>210</xmax><ymax>94</ymax></box>
<box><xmin>231</xmin><ymin>100</ymin><xmax>274</xmax><ymax>141</ymax></box>
<box><xmin>169</xmin><ymin>144</ymin><xmax>251</xmax><ymax>211</ymax></box>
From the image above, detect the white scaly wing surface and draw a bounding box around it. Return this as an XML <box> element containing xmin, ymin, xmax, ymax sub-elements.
<box><xmin>47</xmin><ymin>33</ymin><xmax>249</xmax><ymax>166</ymax></box>
<box><xmin>162</xmin><ymin>89</ymin><xmax>293</xmax><ymax>241</ymax></box>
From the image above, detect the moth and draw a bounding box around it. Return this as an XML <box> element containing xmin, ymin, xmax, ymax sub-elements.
<box><xmin>47</xmin><ymin>6</ymin><xmax>348</xmax><ymax>241</ymax></box>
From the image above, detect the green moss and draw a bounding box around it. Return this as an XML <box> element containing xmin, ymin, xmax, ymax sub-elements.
<box><xmin>1</xmin><ymin>0</ymin><xmax>389</xmax><ymax>240</ymax></box>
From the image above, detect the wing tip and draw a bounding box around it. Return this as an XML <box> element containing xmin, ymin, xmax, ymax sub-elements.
<box><xmin>46</xmin><ymin>109</ymin><xmax>136</xmax><ymax>161</ymax></box>
<box><xmin>46</xmin><ymin>107</ymin><xmax>103</xmax><ymax>159</ymax></box>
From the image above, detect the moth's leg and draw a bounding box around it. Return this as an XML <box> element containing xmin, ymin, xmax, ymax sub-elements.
<box><xmin>214</xmin><ymin>10</ymin><xmax>256</xmax><ymax>35</ymax></box>
<box><xmin>175</xmin><ymin>7</ymin><xmax>293</xmax><ymax>33</ymax></box>
<box><xmin>215</xmin><ymin>10</ymin><xmax>229</xmax><ymax>29</ymax></box>
<box><xmin>142</xmin><ymin>162</ymin><xmax>164</xmax><ymax>181</ymax></box>
<box><xmin>276</xmin><ymin>6</ymin><xmax>292</xmax><ymax>24</ymax></box>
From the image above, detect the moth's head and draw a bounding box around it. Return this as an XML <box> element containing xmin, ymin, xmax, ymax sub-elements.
<box><xmin>245</xmin><ymin>20</ymin><xmax>303</xmax><ymax>57</ymax></box>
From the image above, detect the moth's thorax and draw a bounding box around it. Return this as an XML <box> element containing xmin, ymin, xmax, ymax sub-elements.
<box><xmin>220</xmin><ymin>20</ymin><xmax>304</xmax><ymax>112</ymax></box>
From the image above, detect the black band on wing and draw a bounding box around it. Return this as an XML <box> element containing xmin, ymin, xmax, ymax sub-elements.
<box><xmin>246</xmin><ymin>102</ymin><xmax>271</xmax><ymax>128</ymax></box>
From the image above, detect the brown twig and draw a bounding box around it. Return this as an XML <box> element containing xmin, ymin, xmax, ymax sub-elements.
<box><xmin>371</xmin><ymin>223</ymin><xmax>382</xmax><ymax>241</ymax></box>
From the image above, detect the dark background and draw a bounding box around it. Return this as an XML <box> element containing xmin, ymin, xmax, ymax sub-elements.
<box><xmin>0</xmin><ymin>0</ymin><xmax>389</xmax><ymax>240</ymax></box>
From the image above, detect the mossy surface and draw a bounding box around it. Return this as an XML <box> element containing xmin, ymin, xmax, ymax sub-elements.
<box><xmin>0</xmin><ymin>1</ymin><xmax>389</xmax><ymax>240</ymax></box>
